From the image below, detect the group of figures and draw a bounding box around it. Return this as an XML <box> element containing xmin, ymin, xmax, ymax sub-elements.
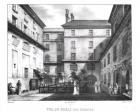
<box><xmin>8</xmin><ymin>80</ymin><xmax>22</xmax><ymax>95</ymax></box>
<box><xmin>70</xmin><ymin>71</ymin><xmax>101</xmax><ymax>95</ymax></box>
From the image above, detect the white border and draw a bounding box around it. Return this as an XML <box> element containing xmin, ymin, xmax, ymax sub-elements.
<box><xmin>0</xmin><ymin>0</ymin><xmax>139</xmax><ymax>112</ymax></box>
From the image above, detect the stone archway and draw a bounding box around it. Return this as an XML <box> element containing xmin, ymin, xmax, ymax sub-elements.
<box><xmin>85</xmin><ymin>75</ymin><xmax>97</xmax><ymax>93</ymax></box>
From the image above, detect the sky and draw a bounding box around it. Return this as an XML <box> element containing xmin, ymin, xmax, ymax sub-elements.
<box><xmin>30</xmin><ymin>5</ymin><xmax>113</xmax><ymax>28</ymax></box>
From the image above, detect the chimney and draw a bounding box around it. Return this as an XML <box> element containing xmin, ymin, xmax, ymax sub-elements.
<box><xmin>70</xmin><ymin>13</ymin><xmax>74</xmax><ymax>21</ymax></box>
<box><xmin>65</xmin><ymin>9</ymin><xmax>70</xmax><ymax>23</ymax></box>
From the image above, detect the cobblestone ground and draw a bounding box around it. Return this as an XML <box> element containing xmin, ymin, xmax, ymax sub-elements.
<box><xmin>40</xmin><ymin>93</ymin><xmax>130</xmax><ymax>101</ymax></box>
<box><xmin>8</xmin><ymin>93</ymin><xmax>53</xmax><ymax>101</ymax></box>
<box><xmin>8</xmin><ymin>92</ymin><xmax>130</xmax><ymax>101</ymax></box>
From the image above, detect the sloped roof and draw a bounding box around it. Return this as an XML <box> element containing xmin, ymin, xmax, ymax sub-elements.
<box><xmin>44</xmin><ymin>28</ymin><xmax>64</xmax><ymax>33</ymax></box>
<box><xmin>94</xmin><ymin>37</ymin><xmax>111</xmax><ymax>60</ymax></box>
<box><xmin>20</xmin><ymin>5</ymin><xmax>46</xmax><ymax>28</ymax></box>
<box><xmin>62</xmin><ymin>20</ymin><xmax>111</xmax><ymax>29</ymax></box>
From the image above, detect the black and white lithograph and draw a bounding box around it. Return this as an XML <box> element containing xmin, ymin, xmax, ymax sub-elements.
<box><xmin>8</xmin><ymin>4</ymin><xmax>132</xmax><ymax>101</ymax></box>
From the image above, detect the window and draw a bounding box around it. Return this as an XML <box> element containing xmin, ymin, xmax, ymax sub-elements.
<box><xmin>12</xmin><ymin>50</ymin><xmax>18</xmax><ymax>78</ymax></box>
<box><xmin>45</xmin><ymin>44</ymin><xmax>49</xmax><ymax>50</ymax></box>
<box><xmin>71</xmin><ymin>53</ymin><xmax>76</xmax><ymax>60</ymax></box>
<box><xmin>88</xmin><ymin>53</ymin><xmax>93</xmax><ymax>60</ymax></box>
<box><xmin>113</xmin><ymin>22</ymin><xmax>116</xmax><ymax>33</ymax></box>
<box><xmin>24</xmin><ymin>68</ymin><xmax>29</xmax><ymax>78</ymax></box>
<box><xmin>22</xmin><ymin>54</ymin><xmax>30</xmax><ymax>78</ymax></box>
<box><xmin>36</xmin><ymin>32</ymin><xmax>39</xmax><ymax>41</ymax></box>
<box><xmin>12</xmin><ymin>15</ymin><xmax>17</xmax><ymax>26</ymax></box>
<box><xmin>70</xmin><ymin>63</ymin><xmax>77</xmax><ymax>71</ymax></box>
<box><xmin>104</xmin><ymin>59</ymin><xmax>106</xmax><ymax>67</ymax></box>
<box><xmin>12</xmin><ymin>4</ymin><xmax>18</xmax><ymax>13</ymax></box>
<box><xmin>44</xmin><ymin>34</ymin><xmax>49</xmax><ymax>41</ymax></box>
<box><xmin>71</xmin><ymin>41</ymin><xmax>76</xmax><ymax>49</ymax></box>
<box><xmin>106</xmin><ymin>29</ymin><xmax>110</xmax><ymax>36</ymax></box>
<box><xmin>104</xmin><ymin>74</ymin><xmax>107</xmax><ymax>84</ymax></box>
<box><xmin>24</xmin><ymin>11</ymin><xmax>28</xmax><ymax>23</ymax></box>
<box><xmin>33</xmin><ymin>57</ymin><xmax>36</xmax><ymax>68</ymax></box>
<box><xmin>32</xmin><ymin>32</ymin><xmax>35</xmax><ymax>37</ymax></box>
<box><xmin>57</xmin><ymin>43</ymin><xmax>62</xmax><ymax>51</ymax></box>
<box><xmin>45</xmin><ymin>55</ymin><xmax>50</xmax><ymax>62</ymax></box>
<box><xmin>101</xmin><ymin>62</ymin><xmax>103</xmax><ymax>69</ymax></box>
<box><xmin>24</xmin><ymin>25</ymin><xmax>28</xmax><ymax>33</ymax></box>
<box><xmin>57</xmin><ymin>55</ymin><xmax>62</xmax><ymax>62</ymax></box>
<box><xmin>124</xmin><ymin>5</ymin><xmax>131</xmax><ymax>15</ymax></box>
<box><xmin>71</xmin><ymin>30</ymin><xmax>75</xmax><ymax>36</ymax></box>
<box><xmin>44</xmin><ymin>65</ymin><xmax>50</xmax><ymax>73</ymax></box>
<box><xmin>58</xmin><ymin>33</ymin><xmax>62</xmax><ymax>37</ymax></box>
<box><xmin>22</xmin><ymin>42</ymin><xmax>30</xmax><ymax>52</ymax></box>
<box><xmin>33</xmin><ymin>47</ymin><xmax>38</xmax><ymax>54</ymax></box>
<box><xmin>113</xmin><ymin>45</ymin><xmax>117</xmax><ymax>62</ymax></box>
<box><xmin>107</xmin><ymin>53</ymin><xmax>110</xmax><ymax>64</ymax></box>
<box><xmin>89</xmin><ymin>30</ymin><xmax>93</xmax><ymax>36</ymax></box>
<box><xmin>12</xmin><ymin>35</ymin><xmax>20</xmax><ymax>46</ymax></box>
<box><xmin>122</xmin><ymin>34</ymin><xmax>129</xmax><ymax>56</ymax></box>
<box><xmin>87</xmin><ymin>63</ymin><xmax>95</xmax><ymax>70</ymax></box>
<box><xmin>33</xmin><ymin>21</ymin><xmax>36</xmax><ymax>30</ymax></box>
<box><xmin>89</xmin><ymin>41</ymin><xmax>93</xmax><ymax>48</ymax></box>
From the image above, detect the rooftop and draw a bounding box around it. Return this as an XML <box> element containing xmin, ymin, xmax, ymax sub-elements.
<box><xmin>44</xmin><ymin>28</ymin><xmax>64</xmax><ymax>32</ymax></box>
<box><xmin>62</xmin><ymin>20</ymin><xmax>111</xmax><ymax>29</ymax></box>
<box><xmin>20</xmin><ymin>5</ymin><xmax>46</xmax><ymax>28</ymax></box>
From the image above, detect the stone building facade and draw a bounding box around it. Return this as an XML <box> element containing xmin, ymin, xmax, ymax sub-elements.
<box><xmin>43</xmin><ymin>28</ymin><xmax>64</xmax><ymax>83</ymax></box>
<box><xmin>62</xmin><ymin>10</ymin><xmax>111</xmax><ymax>81</ymax></box>
<box><xmin>8</xmin><ymin>4</ymin><xmax>45</xmax><ymax>90</ymax></box>
<box><xmin>100</xmin><ymin>5</ymin><xmax>132</xmax><ymax>96</ymax></box>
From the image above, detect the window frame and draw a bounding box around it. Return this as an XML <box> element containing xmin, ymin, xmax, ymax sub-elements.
<box><xmin>71</xmin><ymin>41</ymin><xmax>76</xmax><ymax>49</ymax></box>
<box><xmin>71</xmin><ymin>30</ymin><xmax>75</xmax><ymax>36</ymax></box>
<box><xmin>45</xmin><ymin>44</ymin><xmax>50</xmax><ymax>50</ymax></box>
<box><xmin>45</xmin><ymin>55</ymin><xmax>50</xmax><ymax>62</ymax></box>
<box><xmin>71</xmin><ymin>53</ymin><xmax>76</xmax><ymax>60</ymax></box>
<box><xmin>89</xmin><ymin>41</ymin><xmax>93</xmax><ymax>49</ymax></box>
<box><xmin>89</xmin><ymin>29</ymin><xmax>93</xmax><ymax>36</ymax></box>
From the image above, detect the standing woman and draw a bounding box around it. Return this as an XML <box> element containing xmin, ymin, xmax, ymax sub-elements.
<box><xmin>73</xmin><ymin>79</ymin><xmax>79</xmax><ymax>95</ymax></box>
<box><xmin>16</xmin><ymin>80</ymin><xmax>22</xmax><ymax>95</ymax></box>
<box><xmin>71</xmin><ymin>71</ymin><xmax>80</xmax><ymax>95</ymax></box>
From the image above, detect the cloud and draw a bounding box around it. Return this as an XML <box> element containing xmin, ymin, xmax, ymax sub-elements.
<box><xmin>30</xmin><ymin>5</ymin><xmax>113</xmax><ymax>28</ymax></box>
<box><xmin>30</xmin><ymin>5</ymin><xmax>54</xmax><ymax>20</ymax></box>
<box><xmin>75</xmin><ymin>6</ymin><xmax>96</xmax><ymax>20</ymax></box>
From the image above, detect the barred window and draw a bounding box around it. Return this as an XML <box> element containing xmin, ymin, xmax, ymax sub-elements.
<box><xmin>70</xmin><ymin>63</ymin><xmax>77</xmax><ymax>71</ymax></box>
<box><xmin>106</xmin><ymin>29</ymin><xmax>110</xmax><ymax>36</ymax></box>
<box><xmin>87</xmin><ymin>63</ymin><xmax>95</xmax><ymax>70</ymax></box>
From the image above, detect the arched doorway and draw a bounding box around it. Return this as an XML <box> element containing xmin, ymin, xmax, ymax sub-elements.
<box><xmin>86</xmin><ymin>75</ymin><xmax>97</xmax><ymax>93</ymax></box>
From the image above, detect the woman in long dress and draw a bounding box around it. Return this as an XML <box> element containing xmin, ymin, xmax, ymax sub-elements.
<box><xmin>73</xmin><ymin>79</ymin><xmax>79</xmax><ymax>95</ymax></box>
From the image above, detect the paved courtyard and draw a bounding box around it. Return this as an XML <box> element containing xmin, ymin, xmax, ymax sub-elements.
<box><xmin>8</xmin><ymin>92</ymin><xmax>130</xmax><ymax>101</ymax></box>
